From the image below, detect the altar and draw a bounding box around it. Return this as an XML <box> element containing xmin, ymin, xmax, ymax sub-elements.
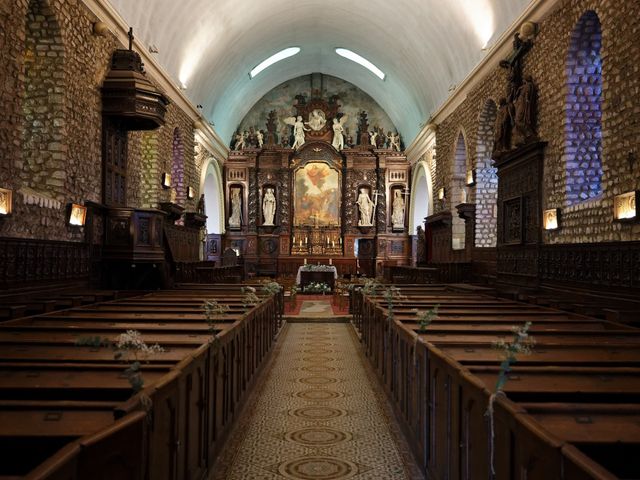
<box><xmin>296</xmin><ymin>265</ymin><xmax>338</xmax><ymax>290</ymax></box>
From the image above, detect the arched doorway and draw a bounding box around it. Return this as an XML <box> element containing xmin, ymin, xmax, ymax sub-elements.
<box><xmin>201</xmin><ymin>159</ymin><xmax>225</xmax><ymax>261</ymax></box>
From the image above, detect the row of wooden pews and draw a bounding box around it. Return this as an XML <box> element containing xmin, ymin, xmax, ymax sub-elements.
<box><xmin>352</xmin><ymin>284</ymin><xmax>640</xmax><ymax>480</ymax></box>
<box><xmin>0</xmin><ymin>283</ymin><xmax>283</xmax><ymax>479</ymax></box>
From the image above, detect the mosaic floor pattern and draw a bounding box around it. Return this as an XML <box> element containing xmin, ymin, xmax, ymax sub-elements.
<box><xmin>212</xmin><ymin>323</ymin><xmax>423</xmax><ymax>479</ymax></box>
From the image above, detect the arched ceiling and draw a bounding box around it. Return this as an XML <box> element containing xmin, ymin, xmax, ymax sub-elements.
<box><xmin>108</xmin><ymin>0</ymin><xmax>530</xmax><ymax>145</ymax></box>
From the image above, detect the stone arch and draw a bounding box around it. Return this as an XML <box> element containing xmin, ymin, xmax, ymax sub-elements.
<box><xmin>408</xmin><ymin>160</ymin><xmax>433</xmax><ymax>234</ymax></box>
<box><xmin>475</xmin><ymin>99</ymin><xmax>498</xmax><ymax>247</ymax></box>
<box><xmin>451</xmin><ymin>131</ymin><xmax>467</xmax><ymax>250</ymax></box>
<box><xmin>21</xmin><ymin>0</ymin><xmax>67</xmax><ymax>198</ymax></box>
<box><xmin>201</xmin><ymin>158</ymin><xmax>225</xmax><ymax>234</ymax></box>
<box><xmin>564</xmin><ymin>10</ymin><xmax>603</xmax><ymax>206</ymax></box>
<box><xmin>171</xmin><ymin>127</ymin><xmax>185</xmax><ymax>203</ymax></box>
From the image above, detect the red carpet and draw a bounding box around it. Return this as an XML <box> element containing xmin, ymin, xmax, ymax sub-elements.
<box><xmin>284</xmin><ymin>294</ymin><xmax>349</xmax><ymax>316</ymax></box>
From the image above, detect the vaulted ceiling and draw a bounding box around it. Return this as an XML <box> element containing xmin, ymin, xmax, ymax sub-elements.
<box><xmin>108</xmin><ymin>0</ymin><xmax>531</xmax><ymax>145</ymax></box>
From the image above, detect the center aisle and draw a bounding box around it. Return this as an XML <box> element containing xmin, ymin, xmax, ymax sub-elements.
<box><xmin>212</xmin><ymin>322</ymin><xmax>423</xmax><ymax>479</ymax></box>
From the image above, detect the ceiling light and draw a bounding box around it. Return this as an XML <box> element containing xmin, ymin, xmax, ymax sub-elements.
<box><xmin>335</xmin><ymin>48</ymin><xmax>385</xmax><ymax>80</ymax></box>
<box><xmin>250</xmin><ymin>47</ymin><xmax>301</xmax><ymax>79</ymax></box>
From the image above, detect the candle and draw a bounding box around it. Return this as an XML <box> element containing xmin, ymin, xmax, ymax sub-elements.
<box><xmin>305</xmin><ymin>236</ymin><xmax>308</xmax><ymax>243</ymax></box>
<box><xmin>292</xmin><ymin>235</ymin><xmax>295</xmax><ymax>243</ymax></box>
<box><xmin>326</xmin><ymin>237</ymin><xmax>329</xmax><ymax>245</ymax></box>
<box><xmin>304</xmin><ymin>258</ymin><xmax>307</xmax><ymax>265</ymax></box>
<box><xmin>332</xmin><ymin>240</ymin><xmax>335</xmax><ymax>247</ymax></box>
<box><xmin>329</xmin><ymin>258</ymin><xmax>332</xmax><ymax>265</ymax></box>
<box><xmin>299</xmin><ymin>239</ymin><xmax>302</xmax><ymax>246</ymax></box>
<box><xmin>339</xmin><ymin>237</ymin><xmax>342</xmax><ymax>245</ymax></box>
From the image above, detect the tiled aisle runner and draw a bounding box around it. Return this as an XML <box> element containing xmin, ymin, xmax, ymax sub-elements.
<box><xmin>212</xmin><ymin>323</ymin><xmax>423</xmax><ymax>479</ymax></box>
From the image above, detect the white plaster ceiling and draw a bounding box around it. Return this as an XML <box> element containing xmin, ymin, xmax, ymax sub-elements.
<box><xmin>107</xmin><ymin>0</ymin><xmax>530</xmax><ymax>144</ymax></box>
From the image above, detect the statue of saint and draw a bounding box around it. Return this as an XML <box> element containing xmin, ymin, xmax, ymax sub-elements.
<box><xmin>356</xmin><ymin>188</ymin><xmax>374</xmax><ymax>227</ymax></box>
<box><xmin>416</xmin><ymin>225</ymin><xmax>426</xmax><ymax>265</ymax></box>
<box><xmin>284</xmin><ymin>116</ymin><xmax>310</xmax><ymax>149</ymax></box>
<box><xmin>513</xmin><ymin>75</ymin><xmax>537</xmax><ymax>145</ymax></box>
<box><xmin>256</xmin><ymin>130</ymin><xmax>264</xmax><ymax>148</ymax></box>
<box><xmin>262</xmin><ymin>188</ymin><xmax>276</xmax><ymax>226</ymax></box>
<box><xmin>391</xmin><ymin>190</ymin><xmax>405</xmax><ymax>229</ymax></box>
<box><xmin>493</xmin><ymin>97</ymin><xmax>513</xmax><ymax>155</ymax></box>
<box><xmin>197</xmin><ymin>194</ymin><xmax>205</xmax><ymax>215</ymax></box>
<box><xmin>229</xmin><ymin>188</ymin><xmax>242</xmax><ymax>228</ymax></box>
<box><xmin>332</xmin><ymin>116</ymin><xmax>348</xmax><ymax>151</ymax></box>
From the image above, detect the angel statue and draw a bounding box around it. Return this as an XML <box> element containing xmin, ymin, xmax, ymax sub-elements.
<box><xmin>369</xmin><ymin>130</ymin><xmax>378</xmax><ymax>148</ymax></box>
<box><xmin>332</xmin><ymin>116</ymin><xmax>348</xmax><ymax>151</ymax></box>
<box><xmin>256</xmin><ymin>130</ymin><xmax>264</xmax><ymax>148</ymax></box>
<box><xmin>283</xmin><ymin>115</ymin><xmax>310</xmax><ymax>150</ymax></box>
<box><xmin>233</xmin><ymin>131</ymin><xmax>245</xmax><ymax>150</ymax></box>
<box><xmin>389</xmin><ymin>132</ymin><xmax>401</xmax><ymax>152</ymax></box>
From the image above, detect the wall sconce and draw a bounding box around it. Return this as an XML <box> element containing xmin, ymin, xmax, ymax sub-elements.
<box><xmin>438</xmin><ymin>187</ymin><xmax>446</xmax><ymax>200</ymax></box>
<box><xmin>466</xmin><ymin>169</ymin><xmax>476</xmax><ymax>186</ymax></box>
<box><xmin>187</xmin><ymin>186</ymin><xmax>195</xmax><ymax>199</ymax></box>
<box><xmin>0</xmin><ymin>188</ymin><xmax>13</xmax><ymax>216</ymax></box>
<box><xmin>613</xmin><ymin>191</ymin><xmax>638</xmax><ymax>221</ymax></box>
<box><xmin>68</xmin><ymin>203</ymin><xmax>87</xmax><ymax>227</ymax></box>
<box><xmin>543</xmin><ymin>208</ymin><xmax>560</xmax><ymax>230</ymax></box>
<box><xmin>161</xmin><ymin>173</ymin><xmax>172</xmax><ymax>189</ymax></box>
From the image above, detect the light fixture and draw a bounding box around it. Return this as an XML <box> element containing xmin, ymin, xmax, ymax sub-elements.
<box><xmin>466</xmin><ymin>169</ymin><xmax>476</xmax><ymax>186</ymax></box>
<box><xmin>250</xmin><ymin>47</ymin><xmax>301</xmax><ymax>79</ymax></box>
<box><xmin>543</xmin><ymin>208</ymin><xmax>559</xmax><ymax>230</ymax></box>
<box><xmin>187</xmin><ymin>186</ymin><xmax>195</xmax><ymax>199</ymax></box>
<box><xmin>335</xmin><ymin>48</ymin><xmax>385</xmax><ymax>80</ymax></box>
<box><xmin>0</xmin><ymin>188</ymin><xmax>13</xmax><ymax>215</ymax></box>
<box><xmin>161</xmin><ymin>173</ymin><xmax>172</xmax><ymax>189</ymax></box>
<box><xmin>613</xmin><ymin>191</ymin><xmax>638</xmax><ymax>221</ymax></box>
<box><xmin>438</xmin><ymin>187</ymin><xmax>446</xmax><ymax>200</ymax></box>
<box><xmin>68</xmin><ymin>203</ymin><xmax>87</xmax><ymax>227</ymax></box>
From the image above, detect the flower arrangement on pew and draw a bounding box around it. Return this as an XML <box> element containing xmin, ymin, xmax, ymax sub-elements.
<box><xmin>486</xmin><ymin>321</ymin><xmax>535</xmax><ymax>477</ymax></box>
<box><xmin>202</xmin><ymin>299</ymin><xmax>230</xmax><ymax>347</ymax></box>
<box><xmin>76</xmin><ymin>330</ymin><xmax>164</xmax><ymax>394</ymax></box>
<box><xmin>114</xmin><ymin>330</ymin><xmax>165</xmax><ymax>393</ymax></box>
<box><xmin>241</xmin><ymin>285</ymin><xmax>261</xmax><ymax>309</ymax></box>
<box><xmin>303</xmin><ymin>281</ymin><xmax>331</xmax><ymax>294</ymax></box>
<box><xmin>382</xmin><ymin>285</ymin><xmax>404</xmax><ymax>322</ymax></box>
<box><xmin>413</xmin><ymin>305</ymin><xmax>439</xmax><ymax>333</ymax></box>
<box><xmin>261</xmin><ymin>281</ymin><xmax>282</xmax><ymax>296</ymax></box>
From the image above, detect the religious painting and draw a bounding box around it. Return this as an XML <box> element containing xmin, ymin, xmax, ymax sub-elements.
<box><xmin>294</xmin><ymin>162</ymin><xmax>340</xmax><ymax>226</ymax></box>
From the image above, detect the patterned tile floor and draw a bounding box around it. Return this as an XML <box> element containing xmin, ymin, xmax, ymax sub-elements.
<box><xmin>211</xmin><ymin>323</ymin><xmax>424</xmax><ymax>479</ymax></box>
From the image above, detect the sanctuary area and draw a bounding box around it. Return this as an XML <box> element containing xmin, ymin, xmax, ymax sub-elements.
<box><xmin>0</xmin><ymin>0</ymin><xmax>639</xmax><ymax>479</ymax></box>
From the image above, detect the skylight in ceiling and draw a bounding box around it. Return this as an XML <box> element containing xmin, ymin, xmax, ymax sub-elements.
<box><xmin>335</xmin><ymin>48</ymin><xmax>385</xmax><ymax>80</ymax></box>
<box><xmin>250</xmin><ymin>47</ymin><xmax>301</xmax><ymax>78</ymax></box>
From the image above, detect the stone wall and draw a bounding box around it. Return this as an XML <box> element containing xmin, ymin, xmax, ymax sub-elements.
<box><xmin>433</xmin><ymin>0</ymin><xmax>640</xmax><ymax>246</ymax></box>
<box><xmin>0</xmin><ymin>0</ymin><xmax>199</xmax><ymax>241</ymax></box>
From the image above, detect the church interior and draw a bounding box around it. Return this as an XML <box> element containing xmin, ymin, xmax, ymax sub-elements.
<box><xmin>1</xmin><ymin>0</ymin><xmax>639</xmax><ymax>478</ymax></box>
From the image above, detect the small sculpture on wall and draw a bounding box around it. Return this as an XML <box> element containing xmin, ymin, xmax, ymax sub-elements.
<box><xmin>262</xmin><ymin>187</ymin><xmax>276</xmax><ymax>226</ymax></box>
<box><xmin>229</xmin><ymin>187</ymin><xmax>242</xmax><ymax>228</ymax></box>
<box><xmin>513</xmin><ymin>75</ymin><xmax>538</xmax><ymax>145</ymax></box>
<box><xmin>357</xmin><ymin>188</ymin><xmax>375</xmax><ymax>227</ymax></box>
<box><xmin>391</xmin><ymin>190</ymin><xmax>406</xmax><ymax>230</ymax></box>
<box><xmin>332</xmin><ymin>115</ymin><xmax>348</xmax><ymax>150</ymax></box>
<box><xmin>284</xmin><ymin>115</ymin><xmax>310</xmax><ymax>149</ymax></box>
<box><xmin>256</xmin><ymin>129</ymin><xmax>264</xmax><ymax>148</ymax></box>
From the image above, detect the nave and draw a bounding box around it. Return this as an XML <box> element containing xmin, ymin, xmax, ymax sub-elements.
<box><xmin>212</xmin><ymin>322</ymin><xmax>423</xmax><ymax>479</ymax></box>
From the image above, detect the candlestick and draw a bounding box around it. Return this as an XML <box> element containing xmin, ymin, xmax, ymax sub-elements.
<box><xmin>299</xmin><ymin>239</ymin><xmax>302</xmax><ymax>246</ymax></box>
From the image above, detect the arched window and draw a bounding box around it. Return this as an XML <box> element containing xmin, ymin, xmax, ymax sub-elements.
<box><xmin>22</xmin><ymin>0</ymin><xmax>67</xmax><ymax>195</ymax></box>
<box><xmin>565</xmin><ymin>10</ymin><xmax>603</xmax><ymax>205</ymax></box>
<box><xmin>171</xmin><ymin>128</ymin><xmax>185</xmax><ymax>203</ymax></box>
<box><xmin>451</xmin><ymin>132</ymin><xmax>467</xmax><ymax>250</ymax></box>
<box><xmin>475</xmin><ymin>99</ymin><xmax>498</xmax><ymax>247</ymax></box>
